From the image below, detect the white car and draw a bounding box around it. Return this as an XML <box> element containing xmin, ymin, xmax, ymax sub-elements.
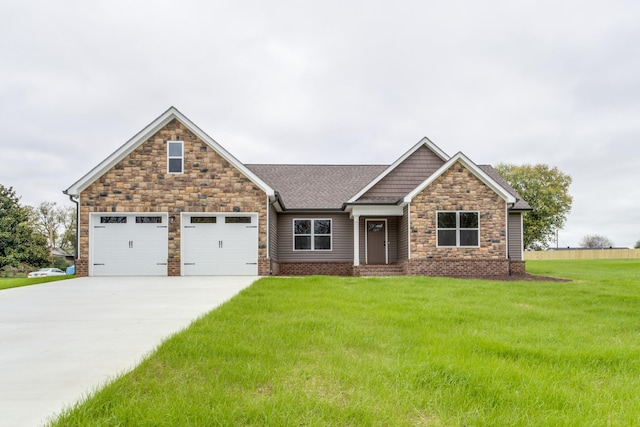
<box><xmin>27</xmin><ymin>268</ymin><xmax>66</xmax><ymax>278</ymax></box>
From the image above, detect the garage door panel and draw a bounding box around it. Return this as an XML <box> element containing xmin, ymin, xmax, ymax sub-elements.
<box><xmin>90</xmin><ymin>214</ymin><xmax>168</xmax><ymax>276</ymax></box>
<box><xmin>182</xmin><ymin>214</ymin><xmax>258</xmax><ymax>276</ymax></box>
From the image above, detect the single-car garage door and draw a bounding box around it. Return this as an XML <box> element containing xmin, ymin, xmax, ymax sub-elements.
<box><xmin>90</xmin><ymin>213</ymin><xmax>168</xmax><ymax>276</ymax></box>
<box><xmin>182</xmin><ymin>213</ymin><xmax>258</xmax><ymax>275</ymax></box>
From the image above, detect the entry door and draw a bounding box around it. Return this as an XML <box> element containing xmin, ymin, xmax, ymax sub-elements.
<box><xmin>367</xmin><ymin>220</ymin><xmax>387</xmax><ymax>264</ymax></box>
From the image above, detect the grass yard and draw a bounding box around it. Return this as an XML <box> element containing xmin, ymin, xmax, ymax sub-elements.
<box><xmin>0</xmin><ymin>275</ymin><xmax>75</xmax><ymax>291</ymax></box>
<box><xmin>51</xmin><ymin>260</ymin><xmax>640</xmax><ymax>426</ymax></box>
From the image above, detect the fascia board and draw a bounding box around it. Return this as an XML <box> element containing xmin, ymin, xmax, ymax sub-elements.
<box><xmin>347</xmin><ymin>137</ymin><xmax>450</xmax><ymax>203</ymax></box>
<box><xmin>65</xmin><ymin>107</ymin><xmax>275</xmax><ymax>197</ymax></box>
<box><xmin>404</xmin><ymin>152</ymin><xmax>516</xmax><ymax>204</ymax></box>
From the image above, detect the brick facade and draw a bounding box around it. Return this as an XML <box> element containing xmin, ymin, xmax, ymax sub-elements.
<box><xmin>78</xmin><ymin>119</ymin><xmax>269</xmax><ymax>276</ymax></box>
<box><xmin>410</xmin><ymin>161</ymin><xmax>507</xmax><ymax>260</ymax></box>
<box><xmin>279</xmin><ymin>262</ymin><xmax>353</xmax><ymax>276</ymax></box>
<box><xmin>401</xmin><ymin>259</ymin><xmax>509</xmax><ymax>277</ymax></box>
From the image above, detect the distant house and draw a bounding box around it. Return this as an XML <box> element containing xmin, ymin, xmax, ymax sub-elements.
<box><xmin>50</xmin><ymin>247</ymin><xmax>74</xmax><ymax>262</ymax></box>
<box><xmin>64</xmin><ymin>107</ymin><xmax>531</xmax><ymax>277</ymax></box>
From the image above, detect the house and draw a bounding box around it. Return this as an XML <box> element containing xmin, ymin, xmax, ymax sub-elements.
<box><xmin>64</xmin><ymin>107</ymin><xmax>531</xmax><ymax>278</ymax></box>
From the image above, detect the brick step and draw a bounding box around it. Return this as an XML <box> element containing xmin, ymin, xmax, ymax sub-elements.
<box><xmin>357</xmin><ymin>264</ymin><xmax>404</xmax><ymax>277</ymax></box>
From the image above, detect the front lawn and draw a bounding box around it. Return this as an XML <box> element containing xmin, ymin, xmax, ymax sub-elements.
<box><xmin>50</xmin><ymin>260</ymin><xmax>640</xmax><ymax>426</ymax></box>
<box><xmin>0</xmin><ymin>275</ymin><xmax>75</xmax><ymax>291</ymax></box>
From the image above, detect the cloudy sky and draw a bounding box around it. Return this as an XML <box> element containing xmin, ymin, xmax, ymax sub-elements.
<box><xmin>1</xmin><ymin>0</ymin><xmax>639</xmax><ymax>248</ymax></box>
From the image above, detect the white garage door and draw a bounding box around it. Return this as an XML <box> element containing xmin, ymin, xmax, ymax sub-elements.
<box><xmin>182</xmin><ymin>213</ymin><xmax>258</xmax><ymax>275</ymax></box>
<box><xmin>90</xmin><ymin>214</ymin><xmax>168</xmax><ymax>276</ymax></box>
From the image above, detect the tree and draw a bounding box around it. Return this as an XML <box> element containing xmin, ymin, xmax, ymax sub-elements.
<box><xmin>58</xmin><ymin>205</ymin><xmax>77</xmax><ymax>254</ymax></box>
<box><xmin>31</xmin><ymin>202</ymin><xmax>76</xmax><ymax>255</ymax></box>
<box><xmin>495</xmin><ymin>164</ymin><xmax>573</xmax><ymax>250</ymax></box>
<box><xmin>0</xmin><ymin>184</ymin><xmax>49</xmax><ymax>269</ymax></box>
<box><xmin>580</xmin><ymin>234</ymin><xmax>613</xmax><ymax>249</ymax></box>
<box><xmin>635</xmin><ymin>240</ymin><xmax>640</xmax><ymax>249</ymax></box>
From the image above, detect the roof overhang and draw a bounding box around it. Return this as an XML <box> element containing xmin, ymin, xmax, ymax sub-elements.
<box><xmin>403</xmin><ymin>152</ymin><xmax>517</xmax><ymax>204</ymax></box>
<box><xmin>345</xmin><ymin>204</ymin><xmax>406</xmax><ymax>218</ymax></box>
<box><xmin>64</xmin><ymin>107</ymin><xmax>275</xmax><ymax>198</ymax></box>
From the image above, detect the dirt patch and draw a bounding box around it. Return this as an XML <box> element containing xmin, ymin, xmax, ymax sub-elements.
<box><xmin>493</xmin><ymin>274</ymin><xmax>571</xmax><ymax>282</ymax></box>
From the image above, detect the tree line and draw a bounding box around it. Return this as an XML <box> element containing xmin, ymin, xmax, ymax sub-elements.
<box><xmin>1</xmin><ymin>184</ymin><xmax>76</xmax><ymax>275</ymax></box>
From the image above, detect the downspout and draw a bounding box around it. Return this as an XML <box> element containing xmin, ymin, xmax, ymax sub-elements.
<box><xmin>65</xmin><ymin>193</ymin><xmax>80</xmax><ymax>262</ymax></box>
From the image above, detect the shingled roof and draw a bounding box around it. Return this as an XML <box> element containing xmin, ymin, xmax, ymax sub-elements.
<box><xmin>479</xmin><ymin>165</ymin><xmax>531</xmax><ymax>210</ymax></box>
<box><xmin>246</xmin><ymin>164</ymin><xmax>387</xmax><ymax>210</ymax></box>
<box><xmin>247</xmin><ymin>163</ymin><xmax>531</xmax><ymax>211</ymax></box>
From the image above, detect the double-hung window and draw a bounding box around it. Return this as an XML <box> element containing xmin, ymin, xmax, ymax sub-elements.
<box><xmin>167</xmin><ymin>141</ymin><xmax>184</xmax><ymax>174</ymax></box>
<box><xmin>437</xmin><ymin>211</ymin><xmax>479</xmax><ymax>247</ymax></box>
<box><xmin>294</xmin><ymin>219</ymin><xmax>332</xmax><ymax>251</ymax></box>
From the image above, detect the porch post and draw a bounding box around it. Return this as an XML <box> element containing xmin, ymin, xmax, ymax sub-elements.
<box><xmin>353</xmin><ymin>215</ymin><xmax>360</xmax><ymax>266</ymax></box>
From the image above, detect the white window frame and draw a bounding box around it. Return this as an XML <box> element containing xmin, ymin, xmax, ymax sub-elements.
<box><xmin>167</xmin><ymin>141</ymin><xmax>184</xmax><ymax>174</ymax></box>
<box><xmin>436</xmin><ymin>211</ymin><xmax>480</xmax><ymax>248</ymax></box>
<box><xmin>293</xmin><ymin>218</ymin><xmax>332</xmax><ymax>251</ymax></box>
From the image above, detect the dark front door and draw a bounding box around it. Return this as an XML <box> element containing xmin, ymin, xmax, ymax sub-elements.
<box><xmin>367</xmin><ymin>221</ymin><xmax>386</xmax><ymax>264</ymax></box>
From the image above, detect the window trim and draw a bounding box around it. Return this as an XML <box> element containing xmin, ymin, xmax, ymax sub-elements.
<box><xmin>167</xmin><ymin>140</ymin><xmax>184</xmax><ymax>174</ymax></box>
<box><xmin>293</xmin><ymin>218</ymin><xmax>332</xmax><ymax>251</ymax></box>
<box><xmin>436</xmin><ymin>211</ymin><xmax>480</xmax><ymax>248</ymax></box>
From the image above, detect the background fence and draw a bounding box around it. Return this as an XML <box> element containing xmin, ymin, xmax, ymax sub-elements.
<box><xmin>525</xmin><ymin>249</ymin><xmax>640</xmax><ymax>261</ymax></box>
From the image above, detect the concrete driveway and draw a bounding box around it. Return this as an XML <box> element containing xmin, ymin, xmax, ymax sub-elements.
<box><xmin>0</xmin><ymin>276</ymin><xmax>257</xmax><ymax>427</ymax></box>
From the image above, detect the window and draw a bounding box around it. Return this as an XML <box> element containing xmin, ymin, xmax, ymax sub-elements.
<box><xmin>294</xmin><ymin>219</ymin><xmax>331</xmax><ymax>251</ymax></box>
<box><xmin>437</xmin><ymin>211</ymin><xmax>479</xmax><ymax>247</ymax></box>
<box><xmin>191</xmin><ymin>216</ymin><xmax>216</xmax><ymax>224</ymax></box>
<box><xmin>136</xmin><ymin>216</ymin><xmax>162</xmax><ymax>223</ymax></box>
<box><xmin>167</xmin><ymin>141</ymin><xmax>183</xmax><ymax>173</ymax></box>
<box><xmin>225</xmin><ymin>216</ymin><xmax>251</xmax><ymax>224</ymax></box>
<box><xmin>100</xmin><ymin>216</ymin><xmax>126</xmax><ymax>224</ymax></box>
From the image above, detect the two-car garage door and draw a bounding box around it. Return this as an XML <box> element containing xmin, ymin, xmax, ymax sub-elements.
<box><xmin>90</xmin><ymin>213</ymin><xmax>258</xmax><ymax>276</ymax></box>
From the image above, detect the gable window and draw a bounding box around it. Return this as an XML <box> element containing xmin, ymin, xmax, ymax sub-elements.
<box><xmin>167</xmin><ymin>141</ymin><xmax>184</xmax><ymax>174</ymax></box>
<box><xmin>294</xmin><ymin>219</ymin><xmax>331</xmax><ymax>251</ymax></box>
<box><xmin>437</xmin><ymin>211</ymin><xmax>479</xmax><ymax>247</ymax></box>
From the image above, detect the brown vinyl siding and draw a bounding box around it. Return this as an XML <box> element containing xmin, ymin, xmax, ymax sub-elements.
<box><xmin>508</xmin><ymin>212</ymin><xmax>523</xmax><ymax>261</ymax></box>
<box><xmin>277</xmin><ymin>213</ymin><xmax>353</xmax><ymax>262</ymax></box>
<box><xmin>398</xmin><ymin>205</ymin><xmax>409</xmax><ymax>260</ymax></box>
<box><xmin>269</xmin><ymin>203</ymin><xmax>278</xmax><ymax>261</ymax></box>
<box><xmin>360</xmin><ymin>145</ymin><xmax>446</xmax><ymax>201</ymax></box>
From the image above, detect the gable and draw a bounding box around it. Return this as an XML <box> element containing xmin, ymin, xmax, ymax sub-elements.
<box><xmin>65</xmin><ymin>107</ymin><xmax>274</xmax><ymax>198</ymax></box>
<box><xmin>347</xmin><ymin>137</ymin><xmax>449</xmax><ymax>204</ymax></box>
<box><xmin>356</xmin><ymin>144</ymin><xmax>447</xmax><ymax>202</ymax></box>
<box><xmin>404</xmin><ymin>152</ymin><xmax>516</xmax><ymax>205</ymax></box>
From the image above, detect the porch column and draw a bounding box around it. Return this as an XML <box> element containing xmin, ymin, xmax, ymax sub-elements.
<box><xmin>353</xmin><ymin>215</ymin><xmax>360</xmax><ymax>266</ymax></box>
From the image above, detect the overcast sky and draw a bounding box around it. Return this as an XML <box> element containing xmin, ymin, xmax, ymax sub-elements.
<box><xmin>1</xmin><ymin>0</ymin><xmax>639</xmax><ymax>248</ymax></box>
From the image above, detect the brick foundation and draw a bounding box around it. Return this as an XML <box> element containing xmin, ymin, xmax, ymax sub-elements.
<box><xmin>258</xmin><ymin>258</ymin><xmax>271</xmax><ymax>276</ymax></box>
<box><xmin>403</xmin><ymin>258</ymin><xmax>513</xmax><ymax>277</ymax></box>
<box><xmin>279</xmin><ymin>262</ymin><xmax>353</xmax><ymax>276</ymax></box>
<box><xmin>168</xmin><ymin>258</ymin><xmax>181</xmax><ymax>276</ymax></box>
<box><xmin>75</xmin><ymin>259</ymin><xmax>88</xmax><ymax>277</ymax></box>
<box><xmin>509</xmin><ymin>260</ymin><xmax>526</xmax><ymax>275</ymax></box>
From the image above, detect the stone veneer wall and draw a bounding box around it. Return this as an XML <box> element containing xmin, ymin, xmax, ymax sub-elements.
<box><xmin>77</xmin><ymin>119</ymin><xmax>269</xmax><ymax>276</ymax></box>
<box><xmin>409</xmin><ymin>161</ymin><xmax>508</xmax><ymax>274</ymax></box>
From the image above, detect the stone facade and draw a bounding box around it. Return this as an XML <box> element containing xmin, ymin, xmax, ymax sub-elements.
<box><xmin>410</xmin><ymin>161</ymin><xmax>507</xmax><ymax>261</ymax></box>
<box><xmin>77</xmin><ymin>119</ymin><xmax>269</xmax><ymax>276</ymax></box>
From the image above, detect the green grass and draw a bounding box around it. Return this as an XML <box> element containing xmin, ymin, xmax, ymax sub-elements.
<box><xmin>0</xmin><ymin>275</ymin><xmax>75</xmax><ymax>290</ymax></box>
<box><xmin>50</xmin><ymin>260</ymin><xmax>640</xmax><ymax>426</ymax></box>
